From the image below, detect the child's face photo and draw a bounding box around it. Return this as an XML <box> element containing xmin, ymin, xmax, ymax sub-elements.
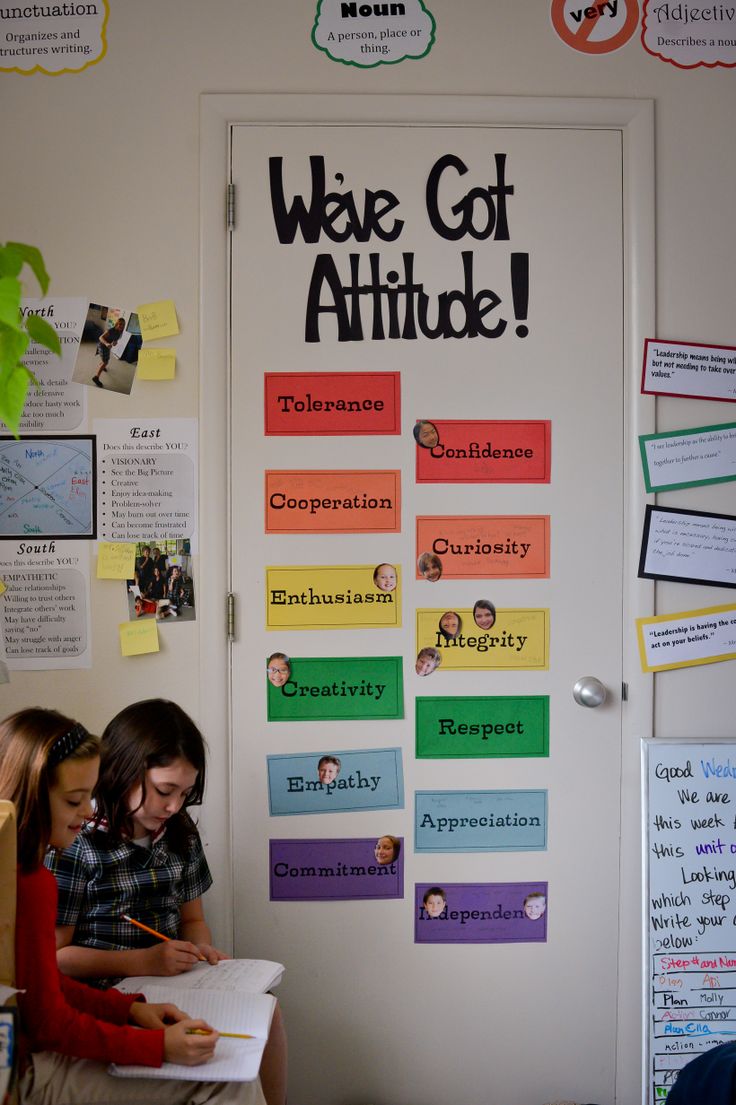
<box><xmin>416</xmin><ymin>421</ymin><xmax>439</xmax><ymax>449</ymax></box>
<box><xmin>416</xmin><ymin>653</ymin><xmax>438</xmax><ymax>676</ymax></box>
<box><xmin>424</xmin><ymin>893</ymin><xmax>446</xmax><ymax>918</ymax></box>
<box><xmin>422</xmin><ymin>561</ymin><xmax>437</xmax><ymax>587</ymax></box>
<box><xmin>318</xmin><ymin>760</ymin><xmax>339</xmax><ymax>784</ymax></box>
<box><xmin>267</xmin><ymin>659</ymin><xmax>290</xmax><ymax>687</ymax></box>
<box><xmin>374</xmin><ymin>836</ymin><xmax>396</xmax><ymax>865</ymax></box>
<box><xmin>474</xmin><ymin>604</ymin><xmax>495</xmax><ymax>630</ymax></box>
<box><xmin>374</xmin><ymin>564</ymin><xmax>397</xmax><ymax>592</ymax></box>
<box><xmin>524</xmin><ymin>896</ymin><xmax>546</xmax><ymax>920</ymax></box>
<box><xmin>439</xmin><ymin>611</ymin><xmax>460</xmax><ymax>637</ymax></box>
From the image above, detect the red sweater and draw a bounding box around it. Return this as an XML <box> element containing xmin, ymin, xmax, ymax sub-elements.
<box><xmin>16</xmin><ymin>866</ymin><xmax>163</xmax><ymax>1067</ymax></box>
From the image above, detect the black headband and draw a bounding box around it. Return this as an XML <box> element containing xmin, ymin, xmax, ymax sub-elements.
<box><xmin>47</xmin><ymin>722</ymin><xmax>90</xmax><ymax>768</ymax></box>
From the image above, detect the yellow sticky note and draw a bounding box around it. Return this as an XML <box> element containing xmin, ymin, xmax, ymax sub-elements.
<box><xmin>120</xmin><ymin>619</ymin><xmax>160</xmax><ymax>657</ymax></box>
<box><xmin>137</xmin><ymin>299</ymin><xmax>180</xmax><ymax>341</ymax></box>
<box><xmin>0</xmin><ymin>579</ymin><xmax>5</xmax><ymax>597</ymax></box>
<box><xmin>137</xmin><ymin>348</ymin><xmax>176</xmax><ymax>380</ymax></box>
<box><xmin>97</xmin><ymin>542</ymin><xmax>136</xmax><ymax>580</ymax></box>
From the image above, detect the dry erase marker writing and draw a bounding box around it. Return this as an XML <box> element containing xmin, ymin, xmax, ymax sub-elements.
<box><xmin>186</xmin><ymin>1028</ymin><xmax>255</xmax><ymax>1039</ymax></box>
<box><xmin>122</xmin><ymin>914</ymin><xmax>206</xmax><ymax>960</ymax></box>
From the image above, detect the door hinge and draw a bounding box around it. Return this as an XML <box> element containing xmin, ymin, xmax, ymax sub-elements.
<box><xmin>621</xmin><ymin>681</ymin><xmax>629</xmax><ymax>702</ymax></box>
<box><xmin>226</xmin><ymin>183</ymin><xmax>236</xmax><ymax>231</ymax></box>
<box><xmin>227</xmin><ymin>592</ymin><xmax>235</xmax><ymax>642</ymax></box>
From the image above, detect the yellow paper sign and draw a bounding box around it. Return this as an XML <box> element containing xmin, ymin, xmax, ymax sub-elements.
<box><xmin>119</xmin><ymin>619</ymin><xmax>160</xmax><ymax>657</ymax></box>
<box><xmin>97</xmin><ymin>543</ymin><xmax>136</xmax><ymax>580</ymax></box>
<box><xmin>415</xmin><ymin>607</ymin><xmax>549</xmax><ymax>671</ymax></box>
<box><xmin>137</xmin><ymin>348</ymin><xmax>176</xmax><ymax>380</ymax></box>
<box><xmin>0</xmin><ymin>579</ymin><xmax>5</xmax><ymax>597</ymax></box>
<box><xmin>266</xmin><ymin>565</ymin><xmax>401</xmax><ymax>630</ymax></box>
<box><xmin>137</xmin><ymin>300</ymin><xmax>180</xmax><ymax>341</ymax></box>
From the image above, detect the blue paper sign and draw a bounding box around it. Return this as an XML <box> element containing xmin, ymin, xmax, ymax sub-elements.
<box><xmin>267</xmin><ymin>747</ymin><xmax>404</xmax><ymax>816</ymax></box>
<box><xmin>415</xmin><ymin>790</ymin><xmax>547</xmax><ymax>852</ymax></box>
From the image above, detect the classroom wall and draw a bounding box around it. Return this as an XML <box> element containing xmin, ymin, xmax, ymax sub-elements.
<box><xmin>2</xmin><ymin>2</ymin><xmax>735</xmax><ymax>1100</ymax></box>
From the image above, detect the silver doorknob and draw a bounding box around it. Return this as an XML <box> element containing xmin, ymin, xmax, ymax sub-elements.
<box><xmin>573</xmin><ymin>676</ymin><xmax>607</xmax><ymax>708</ymax></box>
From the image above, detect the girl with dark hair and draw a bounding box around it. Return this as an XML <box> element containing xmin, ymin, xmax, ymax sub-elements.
<box><xmin>46</xmin><ymin>698</ymin><xmax>286</xmax><ymax>1105</ymax></box>
<box><xmin>0</xmin><ymin>706</ymin><xmax>254</xmax><ymax>1104</ymax></box>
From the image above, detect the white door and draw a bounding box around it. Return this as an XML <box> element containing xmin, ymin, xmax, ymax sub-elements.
<box><xmin>219</xmin><ymin>102</ymin><xmax>652</xmax><ymax>1105</ymax></box>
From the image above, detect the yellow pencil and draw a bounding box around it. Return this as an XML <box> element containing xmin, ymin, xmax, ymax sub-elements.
<box><xmin>186</xmin><ymin>1028</ymin><xmax>255</xmax><ymax>1039</ymax></box>
<box><xmin>122</xmin><ymin>913</ymin><xmax>206</xmax><ymax>961</ymax></box>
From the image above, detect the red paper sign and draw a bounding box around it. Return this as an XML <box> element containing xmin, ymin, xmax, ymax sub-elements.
<box><xmin>415</xmin><ymin>421</ymin><xmax>551</xmax><ymax>484</ymax></box>
<box><xmin>264</xmin><ymin>372</ymin><xmax>400</xmax><ymax>436</ymax></box>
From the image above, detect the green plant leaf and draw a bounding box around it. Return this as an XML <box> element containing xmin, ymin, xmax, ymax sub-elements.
<box><xmin>0</xmin><ymin>324</ymin><xmax>29</xmax><ymax>371</ymax></box>
<box><xmin>0</xmin><ymin>245</ymin><xmax>23</xmax><ymax>279</ymax></box>
<box><xmin>0</xmin><ymin>363</ymin><xmax>30</xmax><ymax>437</ymax></box>
<box><xmin>26</xmin><ymin>312</ymin><xmax>61</xmax><ymax>356</ymax></box>
<box><xmin>0</xmin><ymin>276</ymin><xmax>22</xmax><ymax>330</ymax></box>
<box><xmin>7</xmin><ymin>242</ymin><xmax>50</xmax><ymax>295</ymax></box>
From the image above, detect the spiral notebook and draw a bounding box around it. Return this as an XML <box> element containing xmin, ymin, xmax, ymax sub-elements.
<box><xmin>109</xmin><ymin>987</ymin><xmax>276</xmax><ymax>1082</ymax></box>
<box><xmin>116</xmin><ymin>957</ymin><xmax>284</xmax><ymax>995</ymax></box>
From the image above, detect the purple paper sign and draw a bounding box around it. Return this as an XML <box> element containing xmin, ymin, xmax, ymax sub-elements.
<box><xmin>414</xmin><ymin>881</ymin><xmax>547</xmax><ymax>944</ymax></box>
<box><xmin>270</xmin><ymin>837</ymin><xmax>404</xmax><ymax>901</ymax></box>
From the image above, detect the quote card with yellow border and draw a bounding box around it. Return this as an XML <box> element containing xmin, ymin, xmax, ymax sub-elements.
<box><xmin>416</xmin><ymin>608</ymin><xmax>549</xmax><ymax>671</ymax></box>
<box><xmin>636</xmin><ymin>603</ymin><xmax>736</xmax><ymax>672</ymax></box>
<box><xmin>266</xmin><ymin>565</ymin><xmax>401</xmax><ymax>630</ymax></box>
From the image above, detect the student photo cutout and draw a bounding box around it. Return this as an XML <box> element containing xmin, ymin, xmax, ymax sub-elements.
<box><xmin>413</xmin><ymin>420</ymin><xmax>440</xmax><ymax>449</ymax></box>
<box><xmin>438</xmin><ymin>611</ymin><xmax>462</xmax><ymax>641</ymax></box>
<box><xmin>523</xmin><ymin>892</ymin><xmax>546</xmax><ymax>921</ymax></box>
<box><xmin>415</xmin><ymin>647</ymin><xmax>441</xmax><ymax>677</ymax></box>
<box><xmin>423</xmin><ymin>886</ymin><xmax>447</xmax><ymax>918</ymax></box>
<box><xmin>267</xmin><ymin>652</ymin><xmax>291</xmax><ymax>687</ymax></box>
<box><xmin>417</xmin><ymin>551</ymin><xmax>442</xmax><ymax>582</ymax></box>
<box><xmin>473</xmin><ymin>599</ymin><xmax>496</xmax><ymax>630</ymax></box>
<box><xmin>317</xmin><ymin>755</ymin><xmax>341</xmax><ymax>784</ymax></box>
<box><xmin>374</xmin><ymin>834</ymin><xmax>401</xmax><ymax>866</ymax></box>
<box><xmin>373</xmin><ymin>563</ymin><xmax>397</xmax><ymax>592</ymax></box>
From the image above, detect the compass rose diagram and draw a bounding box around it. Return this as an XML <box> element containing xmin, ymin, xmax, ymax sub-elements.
<box><xmin>0</xmin><ymin>438</ymin><xmax>94</xmax><ymax>538</ymax></box>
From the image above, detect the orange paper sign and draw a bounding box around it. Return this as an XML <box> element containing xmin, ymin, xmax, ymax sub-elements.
<box><xmin>415</xmin><ymin>516</ymin><xmax>550</xmax><ymax>579</ymax></box>
<box><xmin>266</xmin><ymin>471</ymin><xmax>401</xmax><ymax>533</ymax></box>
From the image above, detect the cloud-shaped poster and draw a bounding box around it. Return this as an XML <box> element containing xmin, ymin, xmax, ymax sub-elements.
<box><xmin>312</xmin><ymin>0</ymin><xmax>435</xmax><ymax>68</ymax></box>
<box><xmin>0</xmin><ymin>0</ymin><xmax>108</xmax><ymax>75</ymax></box>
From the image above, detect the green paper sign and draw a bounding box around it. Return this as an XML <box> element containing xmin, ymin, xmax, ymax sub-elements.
<box><xmin>268</xmin><ymin>655</ymin><xmax>404</xmax><ymax>721</ymax></box>
<box><xmin>416</xmin><ymin>696</ymin><xmax>549</xmax><ymax>758</ymax></box>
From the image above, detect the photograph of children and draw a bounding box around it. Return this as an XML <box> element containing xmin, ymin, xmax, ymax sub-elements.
<box><xmin>317</xmin><ymin>755</ymin><xmax>341</xmax><ymax>784</ymax></box>
<box><xmin>523</xmin><ymin>891</ymin><xmax>547</xmax><ymax>921</ymax></box>
<box><xmin>417</xmin><ymin>551</ymin><xmax>443</xmax><ymax>582</ymax></box>
<box><xmin>422</xmin><ymin>886</ymin><xmax>447</xmax><ymax>918</ymax></box>
<box><xmin>415</xmin><ymin>647</ymin><xmax>441</xmax><ymax>676</ymax></box>
<box><xmin>125</xmin><ymin>539</ymin><xmax>195</xmax><ymax>623</ymax></box>
<box><xmin>473</xmin><ymin>599</ymin><xmax>496</xmax><ymax>630</ymax></box>
<box><xmin>267</xmin><ymin>652</ymin><xmax>292</xmax><ymax>687</ymax></box>
<box><xmin>72</xmin><ymin>303</ymin><xmax>143</xmax><ymax>395</ymax></box>
<box><xmin>438</xmin><ymin>611</ymin><xmax>462</xmax><ymax>642</ymax></box>
<box><xmin>374</xmin><ymin>834</ymin><xmax>401</xmax><ymax>866</ymax></box>
<box><xmin>413</xmin><ymin>420</ymin><xmax>440</xmax><ymax>449</ymax></box>
<box><xmin>373</xmin><ymin>563</ymin><xmax>397</xmax><ymax>592</ymax></box>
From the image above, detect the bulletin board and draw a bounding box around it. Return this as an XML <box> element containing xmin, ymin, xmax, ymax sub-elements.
<box><xmin>644</xmin><ymin>739</ymin><xmax>736</xmax><ymax>1104</ymax></box>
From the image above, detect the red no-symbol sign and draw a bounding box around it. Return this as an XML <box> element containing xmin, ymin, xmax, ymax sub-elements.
<box><xmin>551</xmin><ymin>0</ymin><xmax>639</xmax><ymax>54</ymax></box>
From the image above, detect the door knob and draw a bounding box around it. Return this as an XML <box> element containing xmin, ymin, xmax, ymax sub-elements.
<box><xmin>573</xmin><ymin>676</ymin><xmax>607</xmax><ymax>708</ymax></box>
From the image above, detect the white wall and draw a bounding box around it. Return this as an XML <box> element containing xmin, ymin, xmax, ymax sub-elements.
<box><xmin>2</xmin><ymin>1</ymin><xmax>735</xmax><ymax>1099</ymax></box>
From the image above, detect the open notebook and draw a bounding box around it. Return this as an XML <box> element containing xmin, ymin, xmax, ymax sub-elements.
<box><xmin>109</xmin><ymin>987</ymin><xmax>276</xmax><ymax>1082</ymax></box>
<box><xmin>115</xmin><ymin>958</ymin><xmax>284</xmax><ymax>995</ymax></box>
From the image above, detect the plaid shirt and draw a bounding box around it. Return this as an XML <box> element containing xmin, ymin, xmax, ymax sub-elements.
<box><xmin>45</xmin><ymin>822</ymin><xmax>213</xmax><ymax>987</ymax></box>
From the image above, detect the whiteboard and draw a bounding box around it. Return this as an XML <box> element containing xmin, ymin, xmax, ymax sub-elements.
<box><xmin>644</xmin><ymin>739</ymin><xmax>736</xmax><ymax>1103</ymax></box>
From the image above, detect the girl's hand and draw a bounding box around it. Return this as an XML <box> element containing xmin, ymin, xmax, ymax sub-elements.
<box><xmin>164</xmin><ymin>1019</ymin><xmax>219</xmax><ymax>1066</ymax></box>
<box><xmin>129</xmin><ymin>1001</ymin><xmax>187</xmax><ymax>1030</ymax></box>
<box><xmin>141</xmin><ymin>939</ymin><xmax>203</xmax><ymax>975</ymax></box>
<box><xmin>195</xmin><ymin>943</ymin><xmax>229</xmax><ymax>965</ymax></box>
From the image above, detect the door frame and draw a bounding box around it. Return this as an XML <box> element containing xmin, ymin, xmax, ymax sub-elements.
<box><xmin>199</xmin><ymin>93</ymin><xmax>655</xmax><ymax>1102</ymax></box>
